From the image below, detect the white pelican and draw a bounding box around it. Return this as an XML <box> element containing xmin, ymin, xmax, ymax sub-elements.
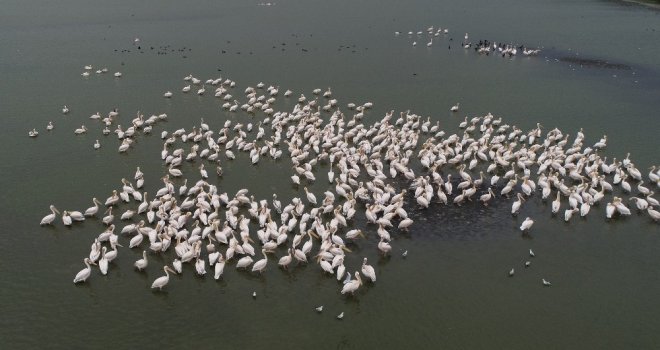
<box><xmin>341</xmin><ymin>271</ymin><xmax>362</xmax><ymax>294</ymax></box>
<box><xmin>93</xmin><ymin>140</ymin><xmax>101</xmax><ymax>149</ymax></box>
<box><xmin>236</xmin><ymin>256</ymin><xmax>254</xmax><ymax>269</ymax></box>
<box><xmin>99</xmin><ymin>247</ymin><xmax>109</xmax><ymax>275</ymax></box>
<box><xmin>337</xmin><ymin>312</ymin><xmax>344</xmax><ymax>319</ymax></box>
<box><xmin>114</xmin><ymin>72</ymin><xmax>122</xmax><ymax>77</ymax></box>
<box><xmin>74</xmin><ymin>125</ymin><xmax>88</xmax><ymax>134</ymax></box>
<box><xmin>62</xmin><ymin>211</ymin><xmax>72</xmax><ymax>226</ymax></box>
<box><xmin>214</xmin><ymin>255</ymin><xmax>226</xmax><ymax>279</ymax></box>
<box><xmin>361</xmin><ymin>258</ymin><xmax>376</xmax><ymax>282</ymax></box>
<box><xmin>304</xmin><ymin>187</ymin><xmax>317</xmax><ymax>205</ymax></box>
<box><xmin>251</xmin><ymin>249</ymin><xmax>268</xmax><ymax>273</ymax></box>
<box><xmin>520</xmin><ymin>217</ymin><xmax>534</xmax><ymax>231</ymax></box>
<box><xmin>73</xmin><ymin>258</ymin><xmax>95</xmax><ymax>283</ymax></box>
<box><xmin>151</xmin><ymin>266</ymin><xmax>177</xmax><ymax>290</ymax></box>
<box><xmin>163</xmin><ymin>91</ymin><xmax>173</xmax><ymax>98</ymax></box>
<box><xmin>46</xmin><ymin>121</ymin><xmax>54</xmax><ymax>130</ymax></box>
<box><xmin>62</xmin><ymin>105</ymin><xmax>69</xmax><ymax>114</ymax></box>
<box><xmin>40</xmin><ymin>205</ymin><xmax>60</xmax><ymax>225</ymax></box>
<box><xmin>450</xmin><ymin>103</ymin><xmax>460</xmax><ymax>112</ymax></box>
<box><xmin>134</xmin><ymin>251</ymin><xmax>148</xmax><ymax>271</ymax></box>
<box><xmin>315</xmin><ymin>306</ymin><xmax>323</xmax><ymax>312</ymax></box>
<box><xmin>278</xmin><ymin>249</ymin><xmax>293</xmax><ymax>269</ymax></box>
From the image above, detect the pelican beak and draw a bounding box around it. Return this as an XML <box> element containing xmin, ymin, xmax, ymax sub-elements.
<box><xmin>341</xmin><ymin>245</ymin><xmax>352</xmax><ymax>253</ymax></box>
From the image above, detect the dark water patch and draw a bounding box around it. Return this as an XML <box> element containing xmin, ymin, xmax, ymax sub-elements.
<box><xmin>400</xmin><ymin>184</ymin><xmax>520</xmax><ymax>242</ymax></box>
<box><xmin>558</xmin><ymin>56</ymin><xmax>632</xmax><ymax>70</ymax></box>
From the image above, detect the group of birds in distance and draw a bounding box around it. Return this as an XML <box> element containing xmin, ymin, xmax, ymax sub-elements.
<box><xmin>396</xmin><ymin>26</ymin><xmax>541</xmax><ymax>57</ymax></box>
<box><xmin>37</xmin><ymin>64</ymin><xmax>659</xmax><ymax>310</ymax></box>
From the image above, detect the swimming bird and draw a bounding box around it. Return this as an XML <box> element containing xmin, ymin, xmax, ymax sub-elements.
<box><xmin>542</xmin><ymin>279</ymin><xmax>551</xmax><ymax>286</ymax></box>
<box><xmin>40</xmin><ymin>205</ymin><xmax>60</xmax><ymax>225</ymax></box>
<box><xmin>151</xmin><ymin>266</ymin><xmax>176</xmax><ymax>290</ymax></box>
<box><xmin>73</xmin><ymin>258</ymin><xmax>95</xmax><ymax>283</ymax></box>
<box><xmin>520</xmin><ymin>217</ymin><xmax>534</xmax><ymax>231</ymax></box>
<box><xmin>134</xmin><ymin>250</ymin><xmax>148</xmax><ymax>271</ymax></box>
<box><xmin>315</xmin><ymin>306</ymin><xmax>323</xmax><ymax>312</ymax></box>
<box><xmin>450</xmin><ymin>103</ymin><xmax>460</xmax><ymax>112</ymax></box>
<box><xmin>361</xmin><ymin>258</ymin><xmax>376</xmax><ymax>282</ymax></box>
<box><xmin>337</xmin><ymin>312</ymin><xmax>344</xmax><ymax>319</ymax></box>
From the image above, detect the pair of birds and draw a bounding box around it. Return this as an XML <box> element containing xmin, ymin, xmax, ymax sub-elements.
<box><xmin>315</xmin><ymin>305</ymin><xmax>343</xmax><ymax>319</ymax></box>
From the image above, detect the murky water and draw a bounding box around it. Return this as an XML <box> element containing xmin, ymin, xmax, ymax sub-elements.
<box><xmin>1</xmin><ymin>0</ymin><xmax>659</xmax><ymax>348</ymax></box>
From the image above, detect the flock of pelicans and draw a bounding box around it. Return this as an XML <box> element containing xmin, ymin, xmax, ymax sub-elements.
<box><xmin>38</xmin><ymin>71</ymin><xmax>659</xmax><ymax>307</ymax></box>
<box><xmin>395</xmin><ymin>27</ymin><xmax>541</xmax><ymax>57</ymax></box>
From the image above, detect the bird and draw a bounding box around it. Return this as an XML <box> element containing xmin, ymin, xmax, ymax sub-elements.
<box><xmin>315</xmin><ymin>306</ymin><xmax>323</xmax><ymax>312</ymax></box>
<box><xmin>509</xmin><ymin>268</ymin><xmax>514</xmax><ymax>277</ymax></box>
<box><xmin>40</xmin><ymin>205</ymin><xmax>60</xmax><ymax>225</ymax></box>
<box><xmin>151</xmin><ymin>266</ymin><xmax>176</xmax><ymax>290</ymax></box>
<box><xmin>525</xmin><ymin>261</ymin><xmax>531</xmax><ymax>267</ymax></box>
<box><xmin>520</xmin><ymin>217</ymin><xmax>534</xmax><ymax>231</ymax></box>
<box><xmin>402</xmin><ymin>250</ymin><xmax>408</xmax><ymax>258</ymax></box>
<box><xmin>337</xmin><ymin>312</ymin><xmax>344</xmax><ymax>319</ymax></box>
<box><xmin>73</xmin><ymin>258</ymin><xmax>95</xmax><ymax>283</ymax></box>
<box><xmin>134</xmin><ymin>251</ymin><xmax>148</xmax><ymax>271</ymax></box>
<box><xmin>163</xmin><ymin>91</ymin><xmax>173</xmax><ymax>98</ymax></box>
<box><xmin>361</xmin><ymin>258</ymin><xmax>376</xmax><ymax>282</ymax></box>
<box><xmin>529</xmin><ymin>249</ymin><xmax>535</xmax><ymax>257</ymax></box>
<box><xmin>450</xmin><ymin>103</ymin><xmax>460</xmax><ymax>112</ymax></box>
<box><xmin>252</xmin><ymin>291</ymin><xmax>257</xmax><ymax>298</ymax></box>
<box><xmin>542</xmin><ymin>279</ymin><xmax>552</xmax><ymax>286</ymax></box>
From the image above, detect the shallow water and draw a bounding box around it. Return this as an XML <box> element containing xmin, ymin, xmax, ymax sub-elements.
<box><xmin>1</xmin><ymin>0</ymin><xmax>659</xmax><ymax>349</ymax></box>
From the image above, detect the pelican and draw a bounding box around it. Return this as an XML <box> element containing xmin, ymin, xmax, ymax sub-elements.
<box><xmin>361</xmin><ymin>258</ymin><xmax>376</xmax><ymax>282</ymax></box>
<box><xmin>62</xmin><ymin>105</ymin><xmax>69</xmax><ymax>114</ymax></box>
<box><xmin>99</xmin><ymin>247</ymin><xmax>109</xmax><ymax>275</ymax></box>
<box><xmin>151</xmin><ymin>266</ymin><xmax>177</xmax><ymax>290</ymax></box>
<box><xmin>114</xmin><ymin>72</ymin><xmax>122</xmax><ymax>77</ymax></box>
<box><xmin>46</xmin><ymin>121</ymin><xmax>54</xmax><ymax>130</ymax></box>
<box><xmin>251</xmin><ymin>249</ymin><xmax>268</xmax><ymax>273</ymax></box>
<box><xmin>337</xmin><ymin>312</ymin><xmax>344</xmax><ymax>319</ymax></box>
<box><xmin>529</xmin><ymin>249</ymin><xmax>535</xmax><ymax>257</ymax></box>
<box><xmin>315</xmin><ymin>306</ymin><xmax>323</xmax><ymax>312</ymax></box>
<box><xmin>278</xmin><ymin>249</ymin><xmax>293</xmax><ymax>269</ymax></box>
<box><xmin>93</xmin><ymin>140</ymin><xmax>101</xmax><ymax>149</ymax></box>
<box><xmin>450</xmin><ymin>103</ymin><xmax>460</xmax><ymax>112</ymax></box>
<box><xmin>511</xmin><ymin>193</ymin><xmax>524</xmax><ymax>215</ymax></box>
<box><xmin>73</xmin><ymin>258</ymin><xmax>95</xmax><ymax>283</ymax></box>
<box><xmin>236</xmin><ymin>256</ymin><xmax>254</xmax><ymax>269</ymax></box>
<box><xmin>134</xmin><ymin>251</ymin><xmax>148</xmax><ymax>271</ymax></box>
<box><xmin>520</xmin><ymin>217</ymin><xmax>534</xmax><ymax>231</ymax></box>
<box><xmin>509</xmin><ymin>268</ymin><xmax>514</xmax><ymax>277</ymax></box>
<box><xmin>62</xmin><ymin>211</ymin><xmax>72</xmax><ymax>226</ymax></box>
<box><xmin>74</xmin><ymin>125</ymin><xmax>88</xmax><ymax>134</ymax></box>
<box><xmin>40</xmin><ymin>205</ymin><xmax>60</xmax><ymax>225</ymax></box>
<box><xmin>163</xmin><ymin>91</ymin><xmax>173</xmax><ymax>98</ymax></box>
<box><xmin>341</xmin><ymin>271</ymin><xmax>362</xmax><ymax>294</ymax></box>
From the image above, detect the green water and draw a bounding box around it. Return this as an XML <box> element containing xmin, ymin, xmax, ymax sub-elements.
<box><xmin>1</xmin><ymin>0</ymin><xmax>659</xmax><ymax>349</ymax></box>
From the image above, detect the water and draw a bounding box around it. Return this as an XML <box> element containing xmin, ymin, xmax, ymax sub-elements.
<box><xmin>1</xmin><ymin>0</ymin><xmax>659</xmax><ymax>348</ymax></box>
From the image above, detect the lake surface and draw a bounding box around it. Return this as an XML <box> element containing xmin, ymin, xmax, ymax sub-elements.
<box><xmin>1</xmin><ymin>0</ymin><xmax>659</xmax><ymax>349</ymax></box>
